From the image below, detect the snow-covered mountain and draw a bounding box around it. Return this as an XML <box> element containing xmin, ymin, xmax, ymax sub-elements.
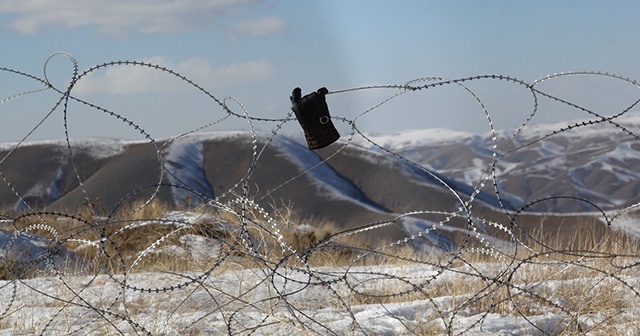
<box><xmin>0</xmin><ymin>129</ymin><xmax>609</xmax><ymax>251</ymax></box>
<box><xmin>363</xmin><ymin>113</ymin><xmax>640</xmax><ymax>213</ymax></box>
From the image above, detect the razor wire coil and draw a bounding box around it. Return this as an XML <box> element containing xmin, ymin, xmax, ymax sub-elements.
<box><xmin>0</xmin><ymin>52</ymin><xmax>639</xmax><ymax>335</ymax></box>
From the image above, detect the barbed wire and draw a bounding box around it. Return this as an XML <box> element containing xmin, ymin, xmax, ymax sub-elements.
<box><xmin>0</xmin><ymin>52</ymin><xmax>639</xmax><ymax>335</ymax></box>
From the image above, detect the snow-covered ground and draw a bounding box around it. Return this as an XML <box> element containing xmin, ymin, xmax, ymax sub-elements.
<box><xmin>1</xmin><ymin>257</ymin><xmax>639</xmax><ymax>335</ymax></box>
<box><xmin>1</xmin><ymin>212</ymin><xmax>639</xmax><ymax>336</ymax></box>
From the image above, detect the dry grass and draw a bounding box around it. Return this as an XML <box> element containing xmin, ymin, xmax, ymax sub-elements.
<box><xmin>320</xmin><ymin>221</ymin><xmax>640</xmax><ymax>335</ymax></box>
<box><xmin>2</xmin><ymin>197</ymin><xmax>382</xmax><ymax>279</ymax></box>
<box><xmin>4</xmin><ymin>199</ymin><xmax>640</xmax><ymax>275</ymax></box>
<box><xmin>3</xmin><ymin>199</ymin><xmax>640</xmax><ymax>334</ymax></box>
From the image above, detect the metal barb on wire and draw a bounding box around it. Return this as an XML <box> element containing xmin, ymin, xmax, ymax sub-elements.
<box><xmin>1</xmin><ymin>53</ymin><xmax>640</xmax><ymax>335</ymax></box>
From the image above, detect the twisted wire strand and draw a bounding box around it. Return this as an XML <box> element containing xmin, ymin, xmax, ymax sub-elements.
<box><xmin>0</xmin><ymin>54</ymin><xmax>640</xmax><ymax>335</ymax></box>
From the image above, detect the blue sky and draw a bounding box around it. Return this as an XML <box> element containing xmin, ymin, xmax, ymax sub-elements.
<box><xmin>1</xmin><ymin>1</ymin><xmax>640</xmax><ymax>141</ymax></box>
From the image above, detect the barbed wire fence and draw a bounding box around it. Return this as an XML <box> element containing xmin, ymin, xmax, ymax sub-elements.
<box><xmin>0</xmin><ymin>52</ymin><xmax>639</xmax><ymax>335</ymax></box>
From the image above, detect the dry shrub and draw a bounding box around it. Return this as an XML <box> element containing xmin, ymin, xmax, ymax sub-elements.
<box><xmin>0</xmin><ymin>263</ymin><xmax>10</xmax><ymax>281</ymax></box>
<box><xmin>0</xmin><ymin>198</ymin><xmax>213</xmax><ymax>276</ymax></box>
<box><xmin>0</xmin><ymin>246</ymin><xmax>41</xmax><ymax>280</ymax></box>
<box><xmin>109</xmin><ymin>197</ymin><xmax>173</xmax><ymax>221</ymax></box>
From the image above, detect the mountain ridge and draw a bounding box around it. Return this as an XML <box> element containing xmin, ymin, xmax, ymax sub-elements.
<box><xmin>362</xmin><ymin>113</ymin><xmax>640</xmax><ymax>213</ymax></box>
<box><xmin>0</xmin><ymin>125</ymin><xmax>616</xmax><ymax>249</ymax></box>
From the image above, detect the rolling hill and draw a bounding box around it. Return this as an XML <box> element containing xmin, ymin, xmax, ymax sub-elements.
<box><xmin>0</xmin><ymin>128</ymin><xmax>608</xmax><ymax>250</ymax></box>
<box><xmin>364</xmin><ymin>113</ymin><xmax>640</xmax><ymax>213</ymax></box>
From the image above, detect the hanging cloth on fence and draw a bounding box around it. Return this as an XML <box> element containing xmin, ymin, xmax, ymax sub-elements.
<box><xmin>290</xmin><ymin>87</ymin><xmax>340</xmax><ymax>150</ymax></box>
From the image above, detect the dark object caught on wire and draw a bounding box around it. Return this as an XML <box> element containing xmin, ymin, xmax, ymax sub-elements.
<box><xmin>290</xmin><ymin>87</ymin><xmax>340</xmax><ymax>150</ymax></box>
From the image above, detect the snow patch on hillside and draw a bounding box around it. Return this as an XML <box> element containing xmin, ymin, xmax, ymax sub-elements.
<box><xmin>13</xmin><ymin>167</ymin><xmax>65</xmax><ymax>212</ymax></box>
<box><xmin>0</xmin><ymin>137</ymin><xmax>134</xmax><ymax>159</ymax></box>
<box><xmin>0</xmin><ymin>228</ymin><xmax>84</xmax><ymax>275</ymax></box>
<box><xmin>400</xmin><ymin>217</ymin><xmax>455</xmax><ymax>251</ymax></box>
<box><xmin>0</xmin><ymin>131</ymin><xmax>255</xmax><ymax>160</ymax></box>
<box><xmin>273</xmin><ymin>136</ymin><xmax>387</xmax><ymax>213</ymax></box>
<box><xmin>359</xmin><ymin>128</ymin><xmax>473</xmax><ymax>149</ymax></box>
<box><xmin>162</xmin><ymin>137</ymin><xmax>214</xmax><ymax>205</ymax></box>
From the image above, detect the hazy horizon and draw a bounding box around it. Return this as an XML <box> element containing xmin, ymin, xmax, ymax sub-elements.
<box><xmin>2</xmin><ymin>1</ymin><xmax>640</xmax><ymax>141</ymax></box>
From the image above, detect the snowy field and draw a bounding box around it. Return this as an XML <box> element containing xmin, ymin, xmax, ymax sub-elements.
<box><xmin>2</xmin><ymin>257</ymin><xmax>639</xmax><ymax>335</ymax></box>
<box><xmin>2</xmin><ymin>211</ymin><xmax>640</xmax><ymax>336</ymax></box>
